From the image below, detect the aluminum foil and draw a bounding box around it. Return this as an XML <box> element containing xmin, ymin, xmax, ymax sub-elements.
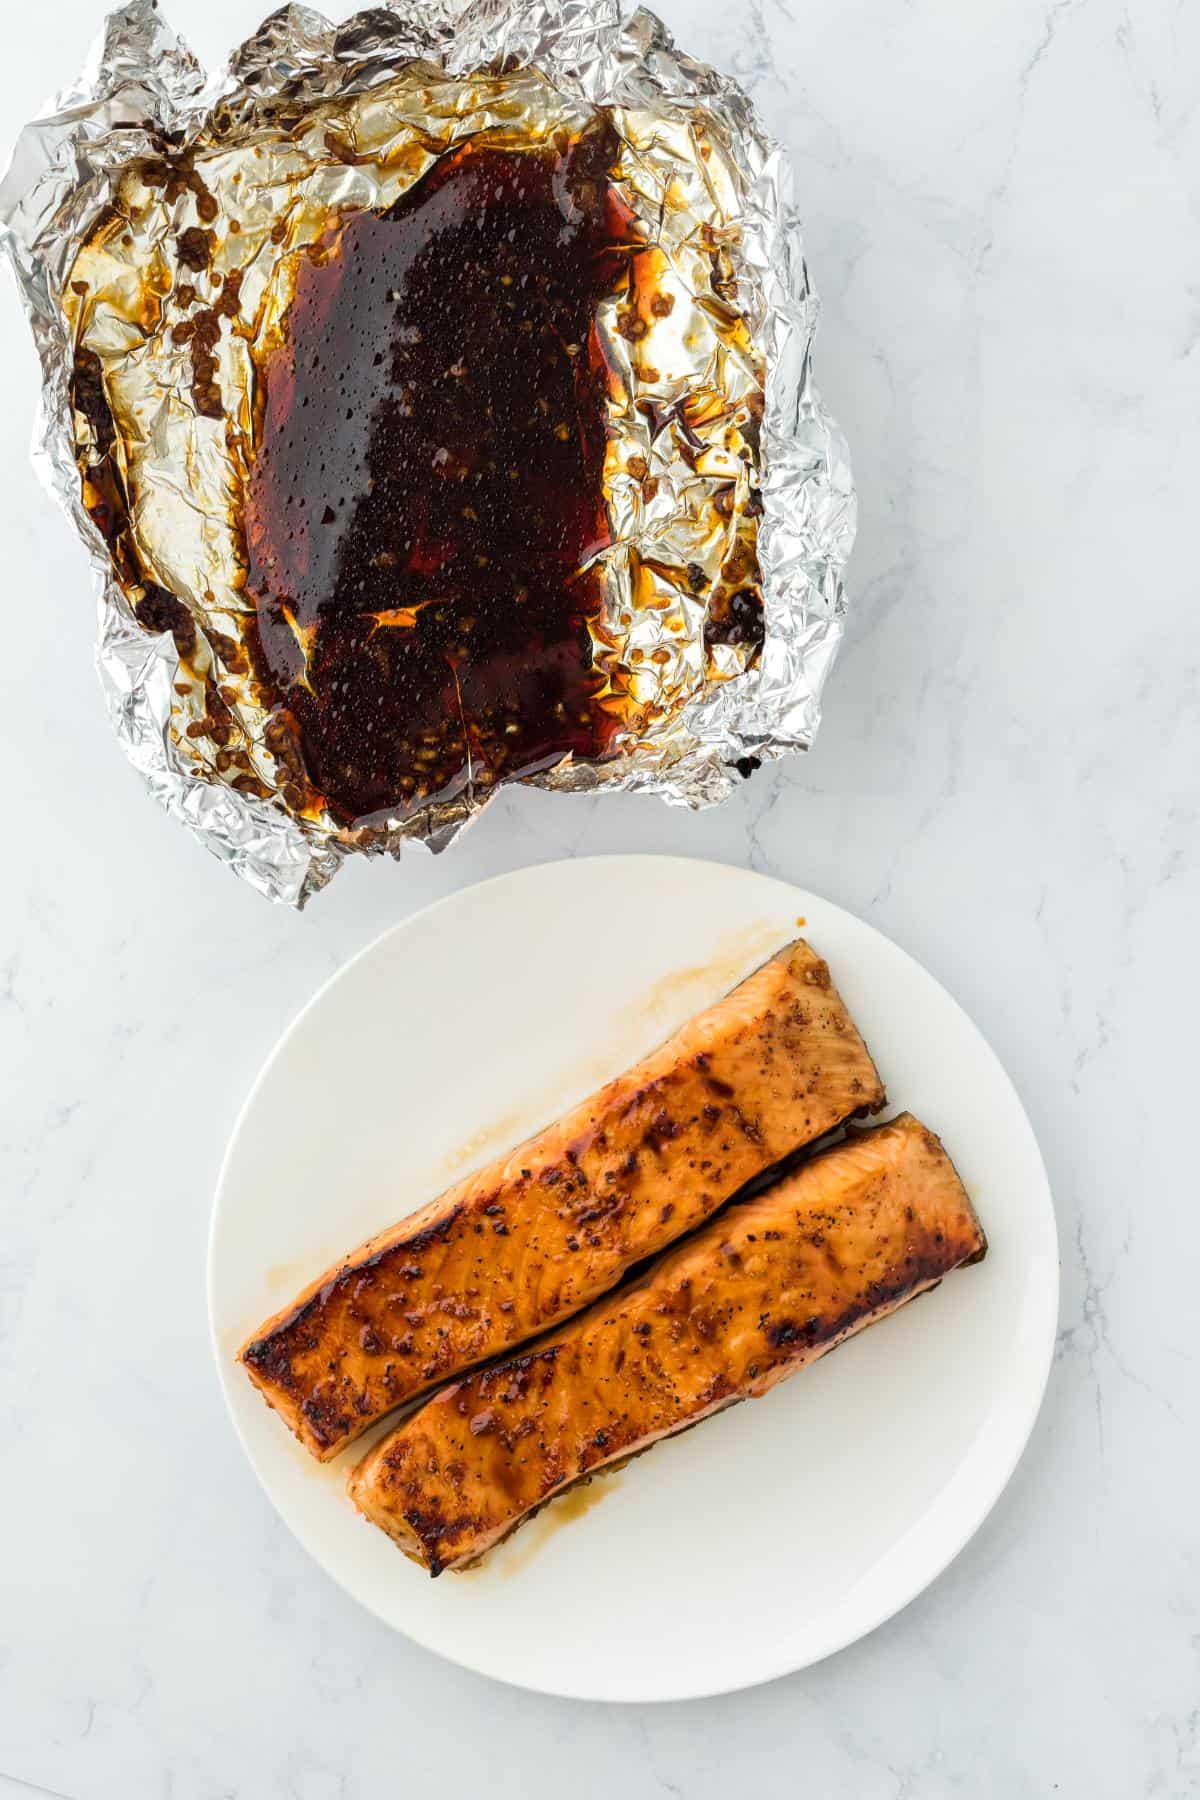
<box><xmin>0</xmin><ymin>0</ymin><xmax>854</xmax><ymax>905</ymax></box>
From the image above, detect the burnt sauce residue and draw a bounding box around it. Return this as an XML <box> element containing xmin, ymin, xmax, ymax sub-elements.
<box><xmin>244</xmin><ymin>120</ymin><xmax>638</xmax><ymax>825</ymax></box>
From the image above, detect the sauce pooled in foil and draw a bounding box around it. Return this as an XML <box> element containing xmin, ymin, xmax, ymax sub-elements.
<box><xmin>38</xmin><ymin>23</ymin><xmax>806</xmax><ymax>906</ymax></box>
<box><xmin>244</xmin><ymin>122</ymin><xmax>636</xmax><ymax>826</ymax></box>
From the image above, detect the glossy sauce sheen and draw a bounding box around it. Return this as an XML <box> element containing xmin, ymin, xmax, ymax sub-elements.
<box><xmin>348</xmin><ymin>1115</ymin><xmax>987</xmax><ymax>1574</ymax></box>
<box><xmin>239</xmin><ymin>940</ymin><xmax>885</xmax><ymax>1459</ymax></box>
<box><xmin>244</xmin><ymin>126</ymin><xmax>636</xmax><ymax>824</ymax></box>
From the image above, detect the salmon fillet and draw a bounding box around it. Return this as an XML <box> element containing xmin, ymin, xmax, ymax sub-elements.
<box><xmin>348</xmin><ymin>1114</ymin><xmax>985</xmax><ymax>1572</ymax></box>
<box><xmin>240</xmin><ymin>939</ymin><xmax>883</xmax><ymax>1459</ymax></box>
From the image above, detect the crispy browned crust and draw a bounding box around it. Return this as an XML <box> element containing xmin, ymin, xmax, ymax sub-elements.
<box><xmin>348</xmin><ymin>1114</ymin><xmax>986</xmax><ymax>1573</ymax></box>
<box><xmin>240</xmin><ymin>938</ymin><xmax>884</xmax><ymax>1458</ymax></box>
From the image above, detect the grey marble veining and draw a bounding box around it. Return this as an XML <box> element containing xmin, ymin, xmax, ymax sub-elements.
<box><xmin>1</xmin><ymin>0</ymin><xmax>1197</xmax><ymax>1795</ymax></box>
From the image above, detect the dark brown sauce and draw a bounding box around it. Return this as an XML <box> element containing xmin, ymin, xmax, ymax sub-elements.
<box><xmin>243</xmin><ymin>122</ymin><xmax>638</xmax><ymax>826</ymax></box>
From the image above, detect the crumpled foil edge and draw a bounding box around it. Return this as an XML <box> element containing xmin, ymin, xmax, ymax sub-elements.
<box><xmin>0</xmin><ymin>0</ymin><xmax>853</xmax><ymax>905</ymax></box>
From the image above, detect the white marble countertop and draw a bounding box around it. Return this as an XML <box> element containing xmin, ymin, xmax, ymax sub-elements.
<box><xmin>2</xmin><ymin>0</ymin><xmax>1197</xmax><ymax>1794</ymax></box>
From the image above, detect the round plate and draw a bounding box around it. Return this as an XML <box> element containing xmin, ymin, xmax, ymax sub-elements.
<box><xmin>209</xmin><ymin>856</ymin><xmax>1058</xmax><ymax>1701</ymax></box>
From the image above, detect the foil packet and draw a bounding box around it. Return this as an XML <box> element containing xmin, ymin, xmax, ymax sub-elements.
<box><xmin>0</xmin><ymin>0</ymin><xmax>854</xmax><ymax>905</ymax></box>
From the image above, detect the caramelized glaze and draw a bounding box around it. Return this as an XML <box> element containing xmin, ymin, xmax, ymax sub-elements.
<box><xmin>239</xmin><ymin>940</ymin><xmax>885</xmax><ymax>1460</ymax></box>
<box><xmin>244</xmin><ymin>124</ymin><xmax>638</xmax><ymax>824</ymax></box>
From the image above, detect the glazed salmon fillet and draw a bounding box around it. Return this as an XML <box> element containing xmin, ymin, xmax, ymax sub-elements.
<box><xmin>240</xmin><ymin>938</ymin><xmax>883</xmax><ymax>1459</ymax></box>
<box><xmin>349</xmin><ymin>1114</ymin><xmax>985</xmax><ymax>1572</ymax></box>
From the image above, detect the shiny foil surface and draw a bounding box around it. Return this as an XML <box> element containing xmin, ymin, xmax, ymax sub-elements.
<box><xmin>0</xmin><ymin>0</ymin><xmax>855</xmax><ymax>904</ymax></box>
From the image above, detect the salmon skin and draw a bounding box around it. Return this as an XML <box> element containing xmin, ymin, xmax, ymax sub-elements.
<box><xmin>348</xmin><ymin>1114</ymin><xmax>986</xmax><ymax>1573</ymax></box>
<box><xmin>240</xmin><ymin>939</ymin><xmax>884</xmax><ymax>1459</ymax></box>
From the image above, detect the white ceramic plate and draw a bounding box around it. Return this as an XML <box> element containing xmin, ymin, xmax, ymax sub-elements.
<box><xmin>209</xmin><ymin>856</ymin><xmax>1058</xmax><ymax>1701</ymax></box>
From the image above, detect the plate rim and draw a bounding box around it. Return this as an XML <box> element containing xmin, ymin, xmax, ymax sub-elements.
<box><xmin>207</xmin><ymin>853</ymin><xmax>1060</xmax><ymax>1701</ymax></box>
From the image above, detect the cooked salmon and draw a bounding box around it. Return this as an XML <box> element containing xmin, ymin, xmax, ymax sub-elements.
<box><xmin>348</xmin><ymin>1114</ymin><xmax>985</xmax><ymax>1572</ymax></box>
<box><xmin>240</xmin><ymin>939</ymin><xmax>884</xmax><ymax>1459</ymax></box>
